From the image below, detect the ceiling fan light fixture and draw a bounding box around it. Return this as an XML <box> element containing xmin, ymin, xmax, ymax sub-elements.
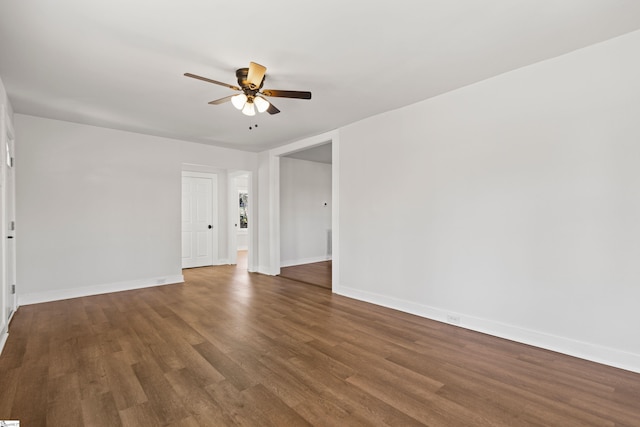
<box><xmin>242</xmin><ymin>101</ymin><xmax>256</xmax><ymax>116</ymax></box>
<box><xmin>231</xmin><ymin>93</ymin><xmax>247</xmax><ymax>110</ymax></box>
<box><xmin>184</xmin><ymin>61</ymin><xmax>312</xmax><ymax>117</ymax></box>
<box><xmin>254</xmin><ymin>96</ymin><xmax>270</xmax><ymax>113</ymax></box>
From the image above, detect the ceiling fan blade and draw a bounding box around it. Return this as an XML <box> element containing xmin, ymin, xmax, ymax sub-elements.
<box><xmin>247</xmin><ymin>62</ymin><xmax>267</xmax><ymax>89</ymax></box>
<box><xmin>184</xmin><ymin>73</ymin><xmax>241</xmax><ymax>91</ymax></box>
<box><xmin>261</xmin><ymin>89</ymin><xmax>312</xmax><ymax>99</ymax></box>
<box><xmin>266</xmin><ymin>102</ymin><xmax>280</xmax><ymax>115</ymax></box>
<box><xmin>208</xmin><ymin>95</ymin><xmax>234</xmax><ymax>105</ymax></box>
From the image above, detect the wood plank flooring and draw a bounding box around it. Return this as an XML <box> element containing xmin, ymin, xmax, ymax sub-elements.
<box><xmin>1</xmin><ymin>262</ymin><xmax>640</xmax><ymax>426</ymax></box>
<box><xmin>279</xmin><ymin>260</ymin><xmax>332</xmax><ymax>289</ymax></box>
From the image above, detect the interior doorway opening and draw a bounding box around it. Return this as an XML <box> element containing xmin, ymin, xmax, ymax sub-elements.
<box><xmin>279</xmin><ymin>142</ymin><xmax>333</xmax><ymax>289</ymax></box>
<box><xmin>228</xmin><ymin>170</ymin><xmax>253</xmax><ymax>271</ymax></box>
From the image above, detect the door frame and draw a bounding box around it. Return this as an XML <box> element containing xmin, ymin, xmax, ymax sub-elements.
<box><xmin>227</xmin><ymin>170</ymin><xmax>254</xmax><ymax>270</ymax></box>
<box><xmin>181</xmin><ymin>171</ymin><xmax>218</xmax><ymax>268</ymax></box>
<box><xmin>267</xmin><ymin>130</ymin><xmax>340</xmax><ymax>291</ymax></box>
<box><xmin>0</xmin><ymin>103</ymin><xmax>16</xmax><ymax>346</ymax></box>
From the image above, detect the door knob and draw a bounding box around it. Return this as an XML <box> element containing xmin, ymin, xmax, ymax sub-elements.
<box><xmin>208</xmin><ymin>225</ymin><xmax>212</xmax><ymax>229</ymax></box>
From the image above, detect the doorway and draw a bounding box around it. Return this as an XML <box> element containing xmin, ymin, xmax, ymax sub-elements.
<box><xmin>228</xmin><ymin>171</ymin><xmax>253</xmax><ymax>270</ymax></box>
<box><xmin>279</xmin><ymin>142</ymin><xmax>333</xmax><ymax>289</ymax></box>
<box><xmin>181</xmin><ymin>172</ymin><xmax>218</xmax><ymax>268</ymax></box>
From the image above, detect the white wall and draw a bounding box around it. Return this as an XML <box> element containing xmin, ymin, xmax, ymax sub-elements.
<box><xmin>257</xmin><ymin>151</ymin><xmax>273</xmax><ymax>274</ymax></box>
<box><xmin>280</xmin><ymin>157</ymin><xmax>332</xmax><ymax>266</ymax></box>
<box><xmin>15</xmin><ymin>115</ymin><xmax>257</xmax><ymax>304</ymax></box>
<box><xmin>337</xmin><ymin>30</ymin><xmax>640</xmax><ymax>372</ymax></box>
<box><xmin>0</xmin><ymin>76</ymin><xmax>12</xmax><ymax>118</ymax></box>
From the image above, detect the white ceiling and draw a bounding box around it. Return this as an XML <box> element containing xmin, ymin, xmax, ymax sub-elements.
<box><xmin>1</xmin><ymin>1</ymin><xmax>640</xmax><ymax>152</ymax></box>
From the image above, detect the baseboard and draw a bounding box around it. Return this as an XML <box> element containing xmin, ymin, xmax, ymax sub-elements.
<box><xmin>0</xmin><ymin>316</ymin><xmax>8</xmax><ymax>356</ymax></box>
<box><xmin>0</xmin><ymin>331</ymin><xmax>7</xmax><ymax>356</ymax></box>
<box><xmin>0</xmin><ymin>306</ymin><xmax>17</xmax><ymax>356</ymax></box>
<box><xmin>281</xmin><ymin>255</ymin><xmax>332</xmax><ymax>268</ymax></box>
<box><xmin>335</xmin><ymin>284</ymin><xmax>640</xmax><ymax>374</ymax></box>
<box><xmin>257</xmin><ymin>265</ymin><xmax>277</xmax><ymax>276</ymax></box>
<box><xmin>18</xmin><ymin>274</ymin><xmax>185</xmax><ymax>306</ymax></box>
<box><xmin>0</xmin><ymin>310</ymin><xmax>11</xmax><ymax>355</ymax></box>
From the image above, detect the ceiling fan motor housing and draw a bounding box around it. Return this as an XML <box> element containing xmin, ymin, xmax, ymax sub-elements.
<box><xmin>236</xmin><ymin>68</ymin><xmax>264</xmax><ymax>92</ymax></box>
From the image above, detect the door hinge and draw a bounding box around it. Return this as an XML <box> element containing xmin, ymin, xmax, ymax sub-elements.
<box><xmin>11</xmin><ymin>284</ymin><xmax>16</xmax><ymax>294</ymax></box>
<box><xmin>10</xmin><ymin>221</ymin><xmax>15</xmax><ymax>231</ymax></box>
<box><xmin>10</xmin><ymin>157</ymin><xmax>14</xmax><ymax>168</ymax></box>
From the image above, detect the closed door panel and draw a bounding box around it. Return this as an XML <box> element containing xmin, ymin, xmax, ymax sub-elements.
<box><xmin>182</xmin><ymin>173</ymin><xmax>217</xmax><ymax>268</ymax></box>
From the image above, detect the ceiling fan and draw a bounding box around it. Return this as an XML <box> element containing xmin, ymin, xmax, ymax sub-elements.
<box><xmin>184</xmin><ymin>62</ymin><xmax>312</xmax><ymax>116</ymax></box>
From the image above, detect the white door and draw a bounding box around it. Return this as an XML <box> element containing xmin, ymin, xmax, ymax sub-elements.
<box><xmin>1</xmin><ymin>114</ymin><xmax>16</xmax><ymax>324</ymax></box>
<box><xmin>4</xmin><ymin>151</ymin><xmax>15</xmax><ymax>321</ymax></box>
<box><xmin>227</xmin><ymin>175</ymin><xmax>238</xmax><ymax>265</ymax></box>
<box><xmin>182</xmin><ymin>172</ymin><xmax>218</xmax><ymax>268</ymax></box>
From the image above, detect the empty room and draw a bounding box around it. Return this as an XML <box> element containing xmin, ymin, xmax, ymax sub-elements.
<box><xmin>1</xmin><ymin>1</ymin><xmax>640</xmax><ymax>426</ymax></box>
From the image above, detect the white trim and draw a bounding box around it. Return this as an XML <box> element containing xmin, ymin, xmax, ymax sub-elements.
<box><xmin>336</xmin><ymin>284</ymin><xmax>640</xmax><ymax>374</ymax></box>
<box><xmin>270</xmin><ymin>131</ymin><xmax>338</xmax><ymax>157</ymax></box>
<box><xmin>247</xmin><ymin>172</ymin><xmax>256</xmax><ymax>272</ymax></box>
<box><xmin>268</xmin><ymin>154</ymin><xmax>280</xmax><ymax>275</ymax></box>
<box><xmin>331</xmin><ymin>132</ymin><xmax>340</xmax><ymax>290</ymax></box>
<box><xmin>227</xmin><ymin>170</ymin><xmax>254</xmax><ymax>269</ymax></box>
<box><xmin>227</xmin><ymin>174</ymin><xmax>239</xmax><ymax>265</ymax></box>
<box><xmin>0</xmin><ymin>307</ymin><xmax>15</xmax><ymax>356</ymax></box>
<box><xmin>1</xmin><ymin>102</ymin><xmax>17</xmax><ymax>336</ymax></box>
<box><xmin>267</xmin><ymin>130</ymin><xmax>340</xmax><ymax>277</ymax></box>
<box><xmin>182</xmin><ymin>171</ymin><xmax>218</xmax><ymax>179</ymax></box>
<box><xmin>281</xmin><ymin>256</ymin><xmax>332</xmax><ymax>268</ymax></box>
<box><xmin>18</xmin><ymin>275</ymin><xmax>184</xmax><ymax>306</ymax></box>
<box><xmin>0</xmin><ymin>330</ymin><xmax>8</xmax><ymax>356</ymax></box>
<box><xmin>257</xmin><ymin>265</ymin><xmax>272</xmax><ymax>275</ymax></box>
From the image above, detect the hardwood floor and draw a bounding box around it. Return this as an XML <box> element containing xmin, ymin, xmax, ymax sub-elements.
<box><xmin>279</xmin><ymin>260</ymin><xmax>332</xmax><ymax>289</ymax></box>
<box><xmin>1</xmin><ymin>263</ymin><xmax>639</xmax><ymax>426</ymax></box>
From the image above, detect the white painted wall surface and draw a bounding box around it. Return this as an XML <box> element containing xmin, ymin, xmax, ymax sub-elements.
<box><xmin>257</xmin><ymin>151</ymin><xmax>274</xmax><ymax>274</ymax></box>
<box><xmin>338</xmin><ymin>30</ymin><xmax>640</xmax><ymax>372</ymax></box>
<box><xmin>15</xmin><ymin>115</ymin><xmax>257</xmax><ymax>304</ymax></box>
<box><xmin>0</xmin><ymin>76</ymin><xmax>12</xmax><ymax>117</ymax></box>
<box><xmin>280</xmin><ymin>157</ymin><xmax>332</xmax><ymax>266</ymax></box>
